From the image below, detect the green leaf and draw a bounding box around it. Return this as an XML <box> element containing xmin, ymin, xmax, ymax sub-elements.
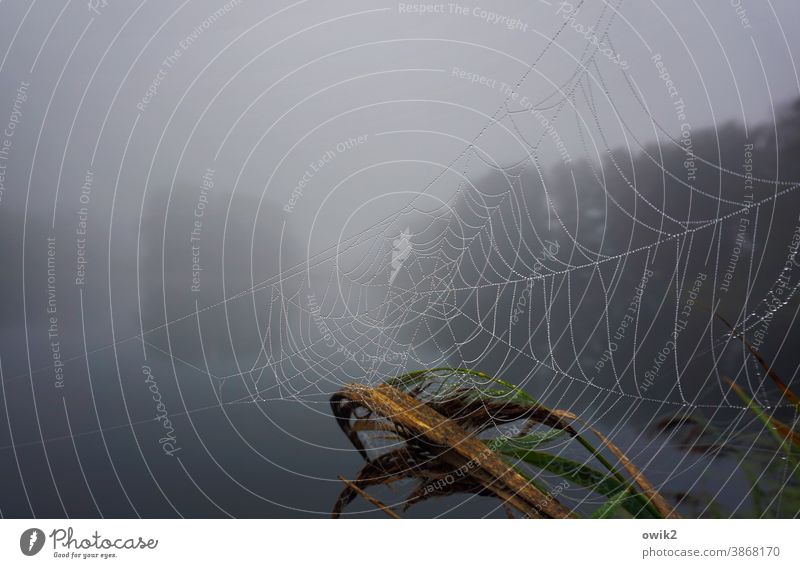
<box><xmin>592</xmin><ymin>490</ymin><xmax>630</xmax><ymax>518</ymax></box>
<box><xmin>726</xmin><ymin>379</ymin><xmax>800</xmax><ymax>467</ymax></box>
<box><xmin>385</xmin><ymin>367</ymin><xmax>539</xmax><ymax>405</ymax></box>
<box><xmin>488</xmin><ymin>440</ymin><xmax>661</xmax><ymax>518</ymax></box>
<box><xmin>485</xmin><ymin>429</ymin><xmax>566</xmax><ymax>451</ymax></box>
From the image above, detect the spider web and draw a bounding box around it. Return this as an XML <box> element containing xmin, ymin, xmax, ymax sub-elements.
<box><xmin>217</xmin><ymin>14</ymin><xmax>800</xmax><ymax>424</ymax></box>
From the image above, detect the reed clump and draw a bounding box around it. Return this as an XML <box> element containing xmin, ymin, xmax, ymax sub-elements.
<box><xmin>330</xmin><ymin>367</ymin><xmax>679</xmax><ymax>519</ymax></box>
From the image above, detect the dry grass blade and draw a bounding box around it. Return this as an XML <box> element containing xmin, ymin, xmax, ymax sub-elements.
<box><xmin>544</xmin><ymin>408</ymin><xmax>680</xmax><ymax>518</ymax></box>
<box><xmin>331</xmin><ymin>371</ymin><xmax>677</xmax><ymax>518</ymax></box>
<box><xmin>331</xmin><ymin>449</ymin><xmax>419</xmax><ymax>517</ymax></box>
<box><xmin>333</xmin><ymin>382</ymin><xmax>572</xmax><ymax>518</ymax></box>
<box><xmin>742</xmin><ymin>346</ymin><xmax>800</xmax><ymax>410</ymax></box>
<box><xmin>716</xmin><ymin>313</ymin><xmax>800</xmax><ymax>410</ymax></box>
<box><xmin>583</xmin><ymin>424</ymin><xmax>681</xmax><ymax>519</ymax></box>
<box><xmin>425</xmin><ymin>390</ymin><xmax>578</xmax><ymax>435</ymax></box>
<box><xmin>725</xmin><ymin>378</ymin><xmax>800</xmax><ymax>449</ymax></box>
<box><xmin>337</xmin><ymin>476</ymin><xmax>401</xmax><ymax>519</ymax></box>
